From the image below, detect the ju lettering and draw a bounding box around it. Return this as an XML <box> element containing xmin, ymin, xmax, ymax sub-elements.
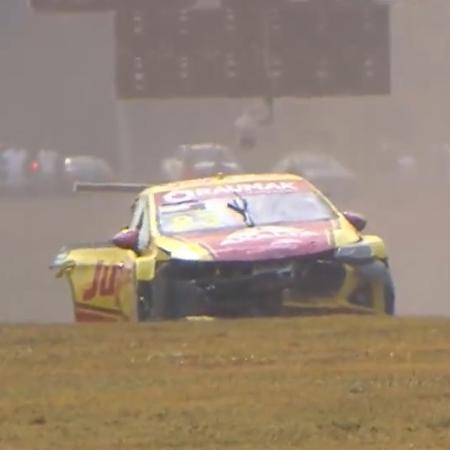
<box><xmin>83</xmin><ymin>261</ymin><xmax>120</xmax><ymax>301</ymax></box>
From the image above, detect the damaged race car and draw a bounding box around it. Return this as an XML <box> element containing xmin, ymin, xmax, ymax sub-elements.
<box><xmin>51</xmin><ymin>173</ymin><xmax>395</xmax><ymax>322</ymax></box>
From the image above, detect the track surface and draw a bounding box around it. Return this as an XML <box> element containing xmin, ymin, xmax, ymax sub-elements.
<box><xmin>0</xmin><ymin>178</ymin><xmax>449</xmax><ymax>323</ymax></box>
<box><xmin>0</xmin><ymin>194</ymin><xmax>130</xmax><ymax>322</ymax></box>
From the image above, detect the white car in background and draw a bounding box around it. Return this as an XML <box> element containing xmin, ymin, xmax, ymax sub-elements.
<box><xmin>63</xmin><ymin>155</ymin><xmax>114</xmax><ymax>185</ymax></box>
<box><xmin>161</xmin><ymin>143</ymin><xmax>243</xmax><ymax>182</ymax></box>
<box><xmin>0</xmin><ymin>148</ymin><xmax>115</xmax><ymax>196</ymax></box>
<box><xmin>273</xmin><ymin>151</ymin><xmax>358</xmax><ymax>204</ymax></box>
<box><xmin>0</xmin><ymin>147</ymin><xmax>29</xmax><ymax>194</ymax></box>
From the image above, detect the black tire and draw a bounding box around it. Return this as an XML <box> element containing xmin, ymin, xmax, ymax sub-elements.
<box><xmin>148</xmin><ymin>273</ymin><xmax>177</xmax><ymax>320</ymax></box>
<box><xmin>136</xmin><ymin>281</ymin><xmax>152</xmax><ymax>321</ymax></box>
<box><xmin>351</xmin><ymin>260</ymin><xmax>396</xmax><ymax>315</ymax></box>
<box><xmin>383</xmin><ymin>271</ymin><xmax>395</xmax><ymax>316</ymax></box>
<box><xmin>135</xmin><ymin>275</ymin><xmax>174</xmax><ymax>322</ymax></box>
<box><xmin>252</xmin><ymin>292</ymin><xmax>284</xmax><ymax>317</ymax></box>
<box><xmin>145</xmin><ymin>270</ymin><xmax>205</xmax><ymax>321</ymax></box>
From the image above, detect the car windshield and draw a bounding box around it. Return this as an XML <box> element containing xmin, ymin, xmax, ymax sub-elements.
<box><xmin>158</xmin><ymin>191</ymin><xmax>336</xmax><ymax>235</ymax></box>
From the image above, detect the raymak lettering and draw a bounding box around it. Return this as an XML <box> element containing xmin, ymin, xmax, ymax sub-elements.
<box><xmin>162</xmin><ymin>181</ymin><xmax>299</xmax><ymax>204</ymax></box>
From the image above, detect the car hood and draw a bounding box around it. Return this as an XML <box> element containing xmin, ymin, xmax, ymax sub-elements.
<box><xmin>156</xmin><ymin>220</ymin><xmax>360</xmax><ymax>262</ymax></box>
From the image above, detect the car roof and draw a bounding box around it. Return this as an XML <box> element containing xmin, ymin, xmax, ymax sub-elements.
<box><xmin>290</xmin><ymin>151</ymin><xmax>334</xmax><ymax>161</ymax></box>
<box><xmin>143</xmin><ymin>173</ymin><xmax>306</xmax><ymax>196</ymax></box>
<box><xmin>180</xmin><ymin>143</ymin><xmax>227</xmax><ymax>151</ymax></box>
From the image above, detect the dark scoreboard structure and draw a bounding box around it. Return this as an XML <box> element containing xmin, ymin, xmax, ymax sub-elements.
<box><xmin>31</xmin><ymin>0</ymin><xmax>392</xmax><ymax>100</ymax></box>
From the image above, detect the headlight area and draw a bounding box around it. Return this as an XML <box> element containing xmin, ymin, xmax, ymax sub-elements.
<box><xmin>169</xmin><ymin>248</ymin><xmax>204</xmax><ymax>261</ymax></box>
<box><xmin>334</xmin><ymin>243</ymin><xmax>374</xmax><ymax>264</ymax></box>
<box><xmin>333</xmin><ymin>243</ymin><xmax>391</xmax><ymax>291</ymax></box>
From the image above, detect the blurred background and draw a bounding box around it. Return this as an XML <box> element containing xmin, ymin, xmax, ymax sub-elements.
<box><xmin>0</xmin><ymin>0</ymin><xmax>449</xmax><ymax>321</ymax></box>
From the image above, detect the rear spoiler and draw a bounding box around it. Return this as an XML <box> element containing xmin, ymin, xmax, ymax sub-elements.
<box><xmin>73</xmin><ymin>182</ymin><xmax>149</xmax><ymax>193</ymax></box>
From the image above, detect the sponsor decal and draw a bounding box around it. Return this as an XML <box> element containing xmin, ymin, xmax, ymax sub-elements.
<box><xmin>82</xmin><ymin>261</ymin><xmax>131</xmax><ymax>301</ymax></box>
<box><xmin>159</xmin><ymin>203</ymin><xmax>195</xmax><ymax>213</ymax></box>
<box><xmin>219</xmin><ymin>227</ymin><xmax>318</xmax><ymax>246</ymax></box>
<box><xmin>159</xmin><ymin>181</ymin><xmax>302</xmax><ymax>204</ymax></box>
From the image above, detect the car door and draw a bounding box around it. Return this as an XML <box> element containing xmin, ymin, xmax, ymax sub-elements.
<box><xmin>59</xmin><ymin>245</ymin><xmax>137</xmax><ymax>322</ymax></box>
<box><xmin>52</xmin><ymin>198</ymin><xmax>151</xmax><ymax>322</ymax></box>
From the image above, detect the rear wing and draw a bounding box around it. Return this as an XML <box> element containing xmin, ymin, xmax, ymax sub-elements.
<box><xmin>73</xmin><ymin>182</ymin><xmax>149</xmax><ymax>193</ymax></box>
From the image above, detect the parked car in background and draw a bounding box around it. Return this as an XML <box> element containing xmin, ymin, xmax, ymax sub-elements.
<box><xmin>0</xmin><ymin>148</ymin><xmax>115</xmax><ymax>196</ymax></box>
<box><xmin>273</xmin><ymin>151</ymin><xmax>358</xmax><ymax>205</ymax></box>
<box><xmin>0</xmin><ymin>146</ymin><xmax>30</xmax><ymax>195</ymax></box>
<box><xmin>63</xmin><ymin>155</ymin><xmax>115</xmax><ymax>186</ymax></box>
<box><xmin>161</xmin><ymin>143</ymin><xmax>242</xmax><ymax>182</ymax></box>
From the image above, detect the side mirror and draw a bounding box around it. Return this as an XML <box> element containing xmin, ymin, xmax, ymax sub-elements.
<box><xmin>343</xmin><ymin>211</ymin><xmax>367</xmax><ymax>232</ymax></box>
<box><xmin>112</xmin><ymin>228</ymin><xmax>139</xmax><ymax>250</ymax></box>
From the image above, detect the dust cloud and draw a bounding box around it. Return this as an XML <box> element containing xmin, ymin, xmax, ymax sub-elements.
<box><xmin>0</xmin><ymin>0</ymin><xmax>449</xmax><ymax>322</ymax></box>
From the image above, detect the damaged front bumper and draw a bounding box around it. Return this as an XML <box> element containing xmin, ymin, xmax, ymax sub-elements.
<box><xmin>163</xmin><ymin>242</ymin><xmax>392</xmax><ymax>316</ymax></box>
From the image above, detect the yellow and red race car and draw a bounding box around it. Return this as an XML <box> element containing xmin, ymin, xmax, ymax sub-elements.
<box><xmin>51</xmin><ymin>173</ymin><xmax>395</xmax><ymax>322</ymax></box>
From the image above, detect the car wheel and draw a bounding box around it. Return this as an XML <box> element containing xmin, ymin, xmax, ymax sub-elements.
<box><xmin>148</xmin><ymin>272</ymin><xmax>177</xmax><ymax>320</ymax></box>
<box><xmin>351</xmin><ymin>261</ymin><xmax>395</xmax><ymax>315</ymax></box>
<box><xmin>253</xmin><ymin>292</ymin><xmax>284</xmax><ymax>317</ymax></box>
<box><xmin>136</xmin><ymin>281</ymin><xmax>152</xmax><ymax>321</ymax></box>
<box><xmin>383</xmin><ymin>271</ymin><xmax>395</xmax><ymax>316</ymax></box>
<box><xmin>148</xmin><ymin>270</ymin><xmax>205</xmax><ymax>320</ymax></box>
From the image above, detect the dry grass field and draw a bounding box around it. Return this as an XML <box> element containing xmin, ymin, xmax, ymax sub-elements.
<box><xmin>1</xmin><ymin>2</ymin><xmax>450</xmax><ymax>449</ymax></box>
<box><xmin>1</xmin><ymin>316</ymin><xmax>450</xmax><ymax>450</ymax></box>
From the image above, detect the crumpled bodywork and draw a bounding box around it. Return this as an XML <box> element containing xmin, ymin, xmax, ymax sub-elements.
<box><xmin>51</xmin><ymin>244</ymin><xmax>137</xmax><ymax>322</ymax></box>
<box><xmin>51</xmin><ymin>173</ymin><xmax>393</xmax><ymax>321</ymax></box>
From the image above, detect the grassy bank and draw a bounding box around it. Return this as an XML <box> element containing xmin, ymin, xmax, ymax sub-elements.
<box><xmin>1</xmin><ymin>316</ymin><xmax>449</xmax><ymax>449</ymax></box>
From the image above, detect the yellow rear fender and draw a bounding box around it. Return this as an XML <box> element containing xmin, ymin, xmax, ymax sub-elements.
<box><xmin>50</xmin><ymin>243</ymin><xmax>138</xmax><ymax>322</ymax></box>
